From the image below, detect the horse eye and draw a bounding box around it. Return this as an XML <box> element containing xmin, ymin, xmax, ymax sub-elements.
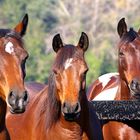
<box><xmin>24</xmin><ymin>54</ymin><xmax>29</xmax><ymax>60</ymax></box>
<box><xmin>21</xmin><ymin>54</ymin><xmax>28</xmax><ymax>65</ymax></box>
<box><xmin>84</xmin><ymin>69</ymin><xmax>88</xmax><ymax>74</ymax></box>
<box><xmin>21</xmin><ymin>59</ymin><xmax>26</xmax><ymax>79</ymax></box>
<box><xmin>119</xmin><ymin>51</ymin><xmax>124</xmax><ymax>56</ymax></box>
<box><xmin>81</xmin><ymin>69</ymin><xmax>88</xmax><ymax>78</ymax></box>
<box><xmin>53</xmin><ymin>69</ymin><xmax>58</xmax><ymax>75</ymax></box>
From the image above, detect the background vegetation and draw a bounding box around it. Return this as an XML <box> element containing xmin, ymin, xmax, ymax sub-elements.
<box><xmin>0</xmin><ymin>0</ymin><xmax>140</xmax><ymax>86</ymax></box>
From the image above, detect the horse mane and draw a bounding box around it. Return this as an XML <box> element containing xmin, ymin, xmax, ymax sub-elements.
<box><xmin>46</xmin><ymin>73</ymin><xmax>61</xmax><ymax>127</ymax></box>
<box><xmin>36</xmin><ymin>45</ymin><xmax>85</xmax><ymax>129</ymax></box>
<box><xmin>0</xmin><ymin>29</ymin><xmax>23</xmax><ymax>44</ymax></box>
<box><xmin>122</xmin><ymin>28</ymin><xmax>138</xmax><ymax>42</ymax></box>
<box><xmin>0</xmin><ymin>29</ymin><xmax>11</xmax><ymax>37</ymax></box>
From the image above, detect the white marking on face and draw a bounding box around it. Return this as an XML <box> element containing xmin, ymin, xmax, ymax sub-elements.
<box><xmin>64</xmin><ymin>58</ymin><xmax>73</xmax><ymax>69</ymax></box>
<box><xmin>5</xmin><ymin>42</ymin><xmax>14</xmax><ymax>54</ymax></box>
<box><xmin>99</xmin><ymin>73</ymin><xmax>119</xmax><ymax>89</ymax></box>
<box><xmin>93</xmin><ymin>86</ymin><xmax>118</xmax><ymax>100</ymax></box>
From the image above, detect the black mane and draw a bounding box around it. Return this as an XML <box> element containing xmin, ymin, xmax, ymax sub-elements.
<box><xmin>0</xmin><ymin>29</ymin><xmax>11</xmax><ymax>37</ymax></box>
<box><xmin>122</xmin><ymin>28</ymin><xmax>138</xmax><ymax>42</ymax></box>
<box><xmin>0</xmin><ymin>29</ymin><xmax>22</xmax><ymax>42</ymax></box>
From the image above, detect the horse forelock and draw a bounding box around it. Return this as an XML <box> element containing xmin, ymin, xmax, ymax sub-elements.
<box><xmin>121</xmin><ymin>28</ymin><xmax>138</xmax><ymax>43</ymax></box>
<box><xmin>0</xmin><ymin>29</ymin><xmax>23</xmax><ymax>44</ymax></box>
<box><xmin>0</xmin><ymin>29</ymin><xmax>11</xmax><ymax>37</ymax></box>
<box><xmin>53</xmin><ymin>45</ymin><xmax>84</xmax><ymax>72</ymax></box>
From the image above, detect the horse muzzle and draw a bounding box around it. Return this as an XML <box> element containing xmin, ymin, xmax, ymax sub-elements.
<box><xmin>61</xmin><ymin>101</ymin><xmax>81</xmax><ymax>121</ymax></box>
<box><xmin>8</xmin><ymin>90</ymin><xmax>29</xmax><ymax>114</ymax></box>
<box><xmin>130</xmin><ymin>79</ymin><xmax>140</xmax><ymax>100</ymax></box>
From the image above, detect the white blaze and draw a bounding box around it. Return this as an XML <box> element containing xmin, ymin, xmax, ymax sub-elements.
<box><xmin>64</xmin><ymin>58</ymin><xmax>73</xmax><ymax>69</ymax></box>
<box><xmin>5</xmin><ymin>42</ymin><xmax>14</xmax><ymax>54</ymax></box>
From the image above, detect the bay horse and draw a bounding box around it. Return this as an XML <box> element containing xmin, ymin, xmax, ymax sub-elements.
<box><xmin>6</xmin><ymin>32</ymin><xmax>103</xmax><ymax>140</ymax></box>
<box><xmin>87</xmin><ymin>18</ymin><xmax>140</xmax><ymax>139</ymax></box>
<box><xmin>0</xmin><ymin>14</ymin><xmax>29</xmax><ymax>139</ymax></box>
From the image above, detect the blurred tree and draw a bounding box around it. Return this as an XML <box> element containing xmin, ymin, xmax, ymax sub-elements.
<box><xmin>0</xmin><ymin>0</ymin><xmax>140</xmax><ymax>86</ymax></box>
<box><xmin>86</xmin><ymin>50</ymin><xmax>102</xmax><ymax>86</ymax></box>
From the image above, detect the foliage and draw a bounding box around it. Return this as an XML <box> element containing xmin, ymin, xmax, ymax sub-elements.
<box><xmin>85</xmin><ymin>50</ymin><xmax>102</xmax><ymax>86</ymax></box>
<box><xmin>0</xmin><ymin>0</ymin><xmax>140</xmax><ymax>86</ymax></box>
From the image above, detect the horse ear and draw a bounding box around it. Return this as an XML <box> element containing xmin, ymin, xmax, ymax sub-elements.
<box><xmin>52</xmin><ymin>34</ymin><xmax>63</xmax><ymax>53</ymax></box>
<box><xmin>14</xmin><ymin>13</ymin><xmax>28</xmax><ymax>37</ymax></box>
<box><xmin>117</xmin><ymin>18</ymin><xmax>127</xmax><ymax>38</ymax></box>
<box><xmin>78</xmin><ymin>32</ymin><xmax>89</xmax><ymax>51</ymax></box>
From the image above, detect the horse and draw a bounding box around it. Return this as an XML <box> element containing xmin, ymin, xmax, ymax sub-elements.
<box><xmin>6</xmin><ymin>32</ymin><xmax>103</xmax><ymax>140</ymax></box>
<box><xmin>87</xmin><ymin>18</ymin><xmax>140</xmax><ymax>139</ymax></box>
<box><xmin>0</xmin><ymin>14</ymin><xmax>29</xmax><ymax>139</ymax></box>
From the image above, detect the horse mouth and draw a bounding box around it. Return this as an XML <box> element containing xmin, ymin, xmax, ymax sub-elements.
<box><xmin>63</xmin><ymin>112</ymin><xmax>80</xmax><ymax>121</ymax></box>
<box><xmin>130</xmin><ymin>89</ymin><xmax>140</xmax><ymax>100</ymax></box>
<box><xmin>9</xmin><ymin>107</ymin><xmax>25</xmax><ymax>114</ymax></box>
<box><xmin>132</xmin><ymin>93</ymin><xmax>140</xmax><ymax>100</ymax></box>
<box><xmin>128</xmin><ymin>84</ymin><xmax>140</xmax><ymax>100</ymax></box>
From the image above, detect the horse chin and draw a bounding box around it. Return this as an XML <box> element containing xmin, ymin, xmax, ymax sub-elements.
<box><xmin>130</xmin><ymin>90</ymin><xmax>140</xmax><ymax>100</ymax></box>
<box><xmin>128</xmin><ymin>86</ymin><xmax>140</xmax><ymax>100</ymax></box>
<box><xmin>9</xmin><ymin>107</ymin><xmax>25</xmax><ymax>114</ymax></box>
<box><xmin>62</xmin><ymin>112</ymin><xmax>80</xmax><ymax>122</ymax></box>
<box><xmin>132</xmin><ymin>94</ymin><xmax>140</xmax><ymax>100</ymax></box>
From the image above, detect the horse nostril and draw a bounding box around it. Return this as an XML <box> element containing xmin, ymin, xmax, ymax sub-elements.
<box><xmin>23</xmin><ymin>91</ymin><xmax>28</xmax><ymax>101</ymax></box>
<box><xmin>8</xmin><ymin>91</ymin><xmax>17</xmax><ymax>107</ymax></box>
<box><xmin>62</xmin><ymin>102</ymin><xmax>68</xmax><ymax>113</ymax></box>
<box><xmin>9</xmin><ymin>91</ymin><xmax>16</xmax><ymax>99</ymax></box>
<box><xmin>22</xmin><ymin>91</ymin><xmax>28</xmax><ymax>102</ymax></box>
<box><xmin>131</xmin><ymin>80</ymin><xmax>137</xmax><ymax>88</ymax></box>
<box><xmin>130</xmin><ymin>79</ymin><xmax>140</xmax><ymax>92</ymax></box>
<box><xmin>74</xmin><ymin>102</ymin><xmax>81</xmax><ymax>113</ymax></box>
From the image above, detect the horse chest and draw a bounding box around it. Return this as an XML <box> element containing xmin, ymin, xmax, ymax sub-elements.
<box><xmin>43</xmin><ymin>124</ymin><xmax>88</xmax><ymax>140</ymax></box>
<box><xmin>46</xmin><ymin>132</ymin><xmax>83</xmax><ymax>140</ymax></box>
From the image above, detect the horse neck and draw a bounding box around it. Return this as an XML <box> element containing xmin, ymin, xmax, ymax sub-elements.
<box><xmin>34</xmin><ymin>87</ymin><xmax>98</xmax><ymax>139</ymax></box>
<box><xmin>116</xmin><ymin>78</ymin><xmax>131</xmax><ymax>100</ymax></box>
<box><xmin>56</xmin><ymin>95</ymin><xmax>102</xmax><ymax>140</ymax></box>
